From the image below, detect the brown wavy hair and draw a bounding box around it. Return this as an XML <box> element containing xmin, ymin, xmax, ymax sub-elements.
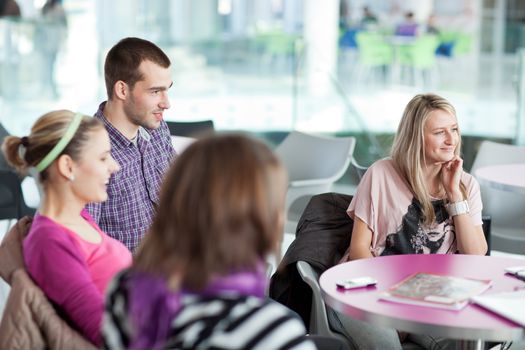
<box><xmin>133</xmin><ymin>134</ymin><xmax>287</xmax><ymax>291</ymax></box>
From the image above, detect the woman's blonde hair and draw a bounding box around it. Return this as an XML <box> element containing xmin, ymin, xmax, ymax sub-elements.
<box><xmin>1</xmin><ymin>110</ymin><xmax>103</xmax><ymax>182</ymax></box>
<box><xmin>134</xmin><ymin>134</ymin><xmax>287</xmax><ymax>291</ymax></box>
<box><xmin>391</xmin><ymin>93</ymin><xmax>463</xmax><ymax>225</ymax></box>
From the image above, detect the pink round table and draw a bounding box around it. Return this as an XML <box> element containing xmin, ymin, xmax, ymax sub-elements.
<box><xmin>320</xmin><ymin>254</ymin><xmax>525</xmax><ymax>348</ymax></box>
<box><xmin>475</xmin><ymin>164</ymin><xmax>525</xmax><ymax>195</ymax></box>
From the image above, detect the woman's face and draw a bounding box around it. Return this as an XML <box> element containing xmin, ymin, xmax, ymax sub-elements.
<box><xmin>71</xmin><ymin>128</ymin><xmax>120</xmax><ymax>203</ymax></box>
<box><xmin>423</xmin><ymin>109</ymin><xmax>459</xmax><ymax>165</ymax></box>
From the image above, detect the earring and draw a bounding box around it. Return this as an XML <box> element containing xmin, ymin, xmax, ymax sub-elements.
<box><xmin>69</xmin><ymin>175</ymin><xmax>75</xmax><ymax>182</ymax></box>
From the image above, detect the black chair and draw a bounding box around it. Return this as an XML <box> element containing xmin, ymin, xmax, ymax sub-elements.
<box><xmin>0</xmin><ymin>123</ymin><xmax>11</xmax><ymax>171</ymax></box>
<box><xmin>482</xmin><ymin>215</ymin><xmax>491</xmax><ymax>256</ymax></box>
<box><xmin>271</xmin><ymin>192</ymin><xmax>354</xmax><ymax>347</ymax></box>
<box><xmin>0</xmin><ymin>123</ymin><xmax>37</xmax><ymax>223</ymax></box>
<box><xmin>307</xmin><ymin>334</ymin><xmax>350</xmax><ymax>350</ymax></box>
<box><xmin>271</xmin><ymin>192</ymin><xmax>421</xmax><ymax>349</ymax></box>
<box><xmin>165</xmin><ymin>120</ymin><xmax>215</xmax><ymax>138</ymax></box>
<box><xmin>0</xmin><ymin>170</ymin><xmax>36</xmax><ymax>230</ymax></box>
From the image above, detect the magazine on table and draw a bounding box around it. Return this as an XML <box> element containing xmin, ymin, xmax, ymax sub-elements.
<box><xmin>380</xmin><ymin>272</ymin><xmax>492</xmax><ymax>310</ymax></box>
<box><xmin>471</xmin><ymin>290</ymin><xmax>525</xmax><ymax>327</ymax></box>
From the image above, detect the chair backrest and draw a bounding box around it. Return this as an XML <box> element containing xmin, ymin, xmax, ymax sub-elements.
<box><xmin>438</xmin><ymin>31</ymin><xmax>472</xmax><ymax>56</ymax></box>
<box><xmin>0</xmin><ymin>170</ymin><xmax>21</xmax><ymax>220</ymax></box>
<box><xmin>397</xmin><ymin>35</ymin><xmax>439</xmax><ymax>69</ymax></box>
<box><xmin>0</xmin><ymin>122</ymin><xmax>9</xmax><ymax>140</ymax></box>
<box><xmin>471</xmin><ymin>141</ymin><xmax>525</xmax><ymax>254</ymax></box>
<box><xmin>290</xmin><ymin>194</ymin><xmax>419</xmax><ymax>350</ymax></box>
<box><xmin>170</xmin><ymin>136</ymin><xmax>196</xmax><ymax>154</ymax></box>
<box><xmin>471</xmin><ymin>141</ymin><xmax>525</xmax><ymax>172</ymax></box>
<box><xmin>0</xmin><ymin>123</ymin><xmax>11</xmax><ymax>170</ymax></box>
<box><xmin>350</xmin><ymin>157</ymin><xmax>368</xmax><ymax>181</ymax></box>
<box><xmin>269</xmin><ymin>192</ymin><xmax>353</xmax><ymax>328</ymax></box>
<box><xmin>166</xmin><ymin>120</ymin><xmax>215</xmax><ymax>138</ymax></box>
<box><xmin>276</xmin><ymin>132</ymin><xmax>356</xmax><ymax>225</ymax></box>
<box><xmin>276</xmin><ymin>131</ymin><xmax>355</xmax><ymax>184</ymax></box>
<box><xmin>0</xmin><ymin>170</ymin><xmax>35</xmax><ymax>221</ymax></box>
<box><xmin>296</xmin><ymin>261</ymin><xmax>349</xmax><ymax>345</ymax></box>
<box><xmin>355</xmin><ymin>32</ymin><xmax>393</xmax><ymax>67</ymax></box>
<box><xmin>482</xmin><ymin>215</ymin><xmax>491</xmax><ymax>255</ymax></box>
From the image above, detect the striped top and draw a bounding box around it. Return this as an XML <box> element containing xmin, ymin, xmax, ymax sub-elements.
<box><xmin>102</xmin><ymin>271</ymin><xmax>316</xmax><ymax>350</ymax></box>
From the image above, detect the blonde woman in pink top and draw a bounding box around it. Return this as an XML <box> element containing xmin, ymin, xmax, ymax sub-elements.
<box><xmin>335</xmin><ymin>94</ymin><xmax>488</xmax><ymax>349</ymax></box>
<box><xmin>348</xmin><ymin>93</ymin><xmax>487</xmax><ymax>260</ymax></box>
<box><xmin>2</xmin><ymin>110</ymin><xmax>132</xmax><ymax>346</ymax></box>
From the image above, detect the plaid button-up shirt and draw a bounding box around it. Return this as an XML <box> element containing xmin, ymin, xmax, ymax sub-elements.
<box><xmin>86</xmin><ymin>102</ymin><xmax>176</xmax><ymax>252</ymax></box>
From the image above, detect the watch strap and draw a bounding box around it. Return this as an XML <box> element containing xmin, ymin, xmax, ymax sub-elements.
<box><xmin>445</xmin><ymin>200</ymin><xmax>470</xmax><ymax>217</ymax></box>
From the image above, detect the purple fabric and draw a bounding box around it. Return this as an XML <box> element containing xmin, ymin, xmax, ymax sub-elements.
<box><xmin>128</xmin><ymin>265</ymin><xmax>267</xmax><ymax>350</ymax></box>
<box><xmin>86</xmin><ymin>102</ymin><xmax>175</xmax><ymax>252</ymax></box>
<box><xmin>395</xmin><ymin>23</ymin><xmax>418</xmax><ymax>36</ymax></box>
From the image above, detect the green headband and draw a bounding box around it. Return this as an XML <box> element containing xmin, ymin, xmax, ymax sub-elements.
<box><xmin>35</xmin><ymin>112</ymin><xmax>83</xmax><ymax>173</ymax></box>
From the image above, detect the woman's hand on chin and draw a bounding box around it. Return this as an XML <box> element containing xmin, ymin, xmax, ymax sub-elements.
<box><xmin>441</xmin><ymin>156</ymin><xmax>463</xmax><ymax>202</ymax></box>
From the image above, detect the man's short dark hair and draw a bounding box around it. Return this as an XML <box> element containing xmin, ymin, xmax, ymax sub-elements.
<box><xmin>104</xmin><ymin>37</ymin><xmax>171</xmax><ymax>99</ymax></box>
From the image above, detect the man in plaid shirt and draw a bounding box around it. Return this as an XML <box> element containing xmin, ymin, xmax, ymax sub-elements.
<box><xmin>86</xmin><ymin>37</ymin><xmax>176</xmax><ymax>252</ymax></box>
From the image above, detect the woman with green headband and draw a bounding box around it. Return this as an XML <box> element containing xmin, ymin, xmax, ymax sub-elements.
<box><xmin>2</xmin><ymin>110</ymin><xmax>132</xmax><ymax>346</ymax></box>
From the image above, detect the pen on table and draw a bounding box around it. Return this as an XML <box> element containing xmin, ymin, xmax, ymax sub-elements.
<box><xmin>512</xmin><ymin>270</ymin><xmax>525</xmax><ymax>282</ymax></box>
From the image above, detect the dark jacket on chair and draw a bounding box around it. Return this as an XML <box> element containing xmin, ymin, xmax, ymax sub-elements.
<box><xmin>269</xmin><ymin>192</ymin><xmax>353</xmax><ymax>326</ymax></box>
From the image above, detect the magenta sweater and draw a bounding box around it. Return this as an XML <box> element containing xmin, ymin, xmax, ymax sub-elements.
<box><xmin>23</xmin><ymin>209</ymin><xmax>132</xmax><ymax>345</ymax></box>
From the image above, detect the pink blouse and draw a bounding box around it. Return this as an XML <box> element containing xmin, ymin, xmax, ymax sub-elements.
<box><xmin>23</xmin><ymin>209</ymin><xmax>132</xmax><ymax>345</ymax></box>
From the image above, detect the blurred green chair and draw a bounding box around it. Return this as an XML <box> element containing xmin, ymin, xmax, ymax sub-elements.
<box><xmin>452</xmin><ymin>32</ymin><xmax>473</xmax><ymax>55</ymax></box>
<box><xmin>254</xmin><ymin>27</ymin><xmax>299</xmax><ymax>70</ymax></box>
<box><xmin>396</xmin><ymin>34</ymin><xmax>440</xmax><ymax>86</ymax></box>
<box><xmin>397</xmin><ymin>35</ymin><xmax>439</xmax><ymax>69</ymax></box>
<box><xmin>356</xmin><ymin>32</ymin><xmax>393</xmax><ymax>67</ymax></box>
<box><xmin>267</xmin><ymin>32</ymin><xmax>298</xmax><ymax>56</ymax></box>
<box><xmin>355</xmin><ymin>32</ymin><xmax>393</xmax><ymax>84</ymax></box>
<box><xmin>437</xmin><ymin>31</ymin><xmax>473</xmax><ymax>57</ymax></box>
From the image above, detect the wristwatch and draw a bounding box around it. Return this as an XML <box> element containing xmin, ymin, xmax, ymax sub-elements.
<box><xmin>445</xmin><ymin>200</ymin><xmax>470</xmax><ymax>217</ymax></box>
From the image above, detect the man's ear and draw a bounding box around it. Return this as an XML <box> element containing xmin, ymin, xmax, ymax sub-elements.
<box><xmin>113</xmin><ymin>80</ymin><xmax>128</xmax><ymax>100</ymax></box>
<box><xmin>56</xmin><ymin>154</ymin><xmax>75</xmax><ymax>181</ymax></box>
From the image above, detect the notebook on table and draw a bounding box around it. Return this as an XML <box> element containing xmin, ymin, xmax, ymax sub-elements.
<box><xmin>472</xmin><ymin>290</ymin><xmax>525</xmax><ymax>326</ymax></box>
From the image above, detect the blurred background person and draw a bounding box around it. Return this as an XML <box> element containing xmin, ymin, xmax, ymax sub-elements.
<box><xmin>0</xmin><ymin>0</ymin><xmax>20</xmax><ymax>17</ymax></box>
<box><xmin>395</xmin><ymin>11</ymin><xmax>419</xmax><ymax>36</ymax></box>
<box><xmin>425</xmin><ymin>13</ymin><xmax>440</xmax><ymax>35</ymax></box>
<box><xmin>360</xmin><ymin>6</ymin><xmax>378</xmax><ymax>29</ymax></box>
<box><xmin>37</xmin><ymin>0</ymin><xmax>67</xmax><ymax>99</ymax></box>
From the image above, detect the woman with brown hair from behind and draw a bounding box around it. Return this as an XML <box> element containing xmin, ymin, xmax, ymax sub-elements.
<box><xmin>102</xmin><ymin>134</ymin><xmax>316</xmax><ymax>350</ymax></box>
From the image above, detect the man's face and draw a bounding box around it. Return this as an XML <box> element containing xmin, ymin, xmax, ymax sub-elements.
<box><xmin>123</xmin><ymin>60</ymin><xmax>173</xmax><ymax>130</ymax></box>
